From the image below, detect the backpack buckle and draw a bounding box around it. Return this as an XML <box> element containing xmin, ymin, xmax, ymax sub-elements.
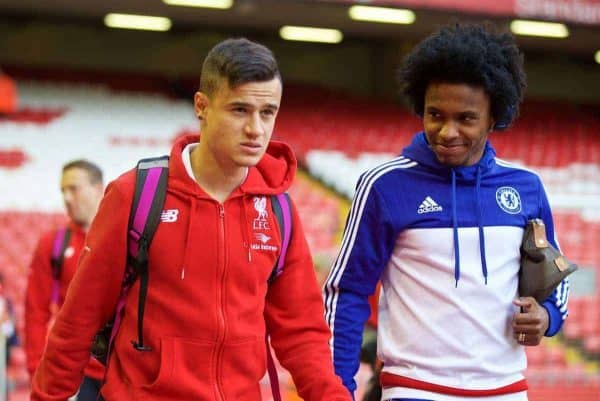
<box><xmin>131</xmin><ymin>340</ymin><xmax>152</xmax><ymax>352</ymax></box>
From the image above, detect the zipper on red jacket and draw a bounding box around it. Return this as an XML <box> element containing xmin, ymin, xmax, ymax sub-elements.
<box><xmin>214</xmin><ymin>203</ymin><xmax>227</xmax><ymax>401</ymax></box>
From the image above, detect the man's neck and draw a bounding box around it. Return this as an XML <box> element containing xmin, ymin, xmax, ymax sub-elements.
<box><xmin>70</xmin><ymin>220</ymin><xmax>89</xmax><ymax>233</ymax></box>
<box><xmin>190</xmin><ymin>145</ymin><xmax>248</xmax><ymax>203</ymax></box>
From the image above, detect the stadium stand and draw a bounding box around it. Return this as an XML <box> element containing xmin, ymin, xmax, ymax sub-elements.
<box><xmin>0</xmin><ymin>77</ymin><xmax>598</xmax><ymax>400</ymax></box>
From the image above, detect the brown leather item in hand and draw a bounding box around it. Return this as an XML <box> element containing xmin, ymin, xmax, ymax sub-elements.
<box><xmin>519</xmin><ymin>219</ymin><xmax>578</xmax><ymax>303</ymax></box>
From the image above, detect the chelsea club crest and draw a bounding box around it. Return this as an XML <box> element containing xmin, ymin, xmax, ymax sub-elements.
<box><xmin>495</xmin><ymin>186</ymin><xmax>522</xmax><ymax>214</ymax></box>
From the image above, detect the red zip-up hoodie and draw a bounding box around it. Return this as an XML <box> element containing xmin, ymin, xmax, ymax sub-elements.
<box><xmin>31</xmin><ymin>134</ymin><xmax>351</xmax><ymax>401</ymax></box>
<box><xmin>25</xmin><ymin>222</ymin><xmax>105</xmax><ymax>380</ymax></box>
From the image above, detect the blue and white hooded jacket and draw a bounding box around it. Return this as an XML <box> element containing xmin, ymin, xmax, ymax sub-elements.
<box><xmin>323</xmin><ymin>132</ymin><xmax>569</xmax><ymax>400</ymax></box>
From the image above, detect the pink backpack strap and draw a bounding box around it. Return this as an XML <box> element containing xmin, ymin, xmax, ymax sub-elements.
<box><xmin>266</xmin><ymin>336</ymin><xmax>282</xmax><ymax>401</ymax></box>
<box><xmin>50</xmin><ymin>227</ymin><xmax>71</xmax><ymax>306</ymax></box>
<box><xmin>96</xmin><ymin>156</ymin><xmax>169</xmax><ymax>368</ymax></box>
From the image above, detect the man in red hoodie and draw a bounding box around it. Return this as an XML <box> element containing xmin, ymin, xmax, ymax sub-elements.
<box><xmin>31</xmin><ymin>38</ymin><xmax>351</xmax><ymax>401</ymax></box>
<box><xmin>26</xmin><ymin>159</ymin><xmax>105</xmax><ymax>400</ymax></box>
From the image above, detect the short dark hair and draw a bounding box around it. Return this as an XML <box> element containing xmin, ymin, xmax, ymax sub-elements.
<box><xmin>398</xmin><ymin>22</ymin><xmax>526</xmax><ymax>130</ymax></box>
<box><xmin>199</xmin><ymin>38</ymin><xmax>281</xmax><ymax>96</ymax></box>
<box><xmin>62</xmin><ymin>159</ymin><xmax>103</xmax><ymax>185</ymax></box>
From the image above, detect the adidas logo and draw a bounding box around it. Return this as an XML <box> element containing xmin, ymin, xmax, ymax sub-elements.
<box><xmin>417</xmin><ymin>196</ymin><xmax>443</xmax><ymax>214</ymax></box>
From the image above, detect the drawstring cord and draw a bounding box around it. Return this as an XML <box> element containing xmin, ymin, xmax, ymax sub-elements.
<box><xmin>475</xmin><ymin>165</ymin><xmax>488</xmax><ymax>285</ymax></box>
<box><xmin>451</xmin><ymin>166</ymin><xmax>489</xmax><ymax>287</ymax></box>
<box><xmin>451</xmin><ymin>169</ymin><xmax>460</xmax><ymax>287</ymax></box>
<box><xmin>241</xmin><ymin>195</ymin><xmax>252</xmax><ymax>262</ymax></box>
<box><xmin>181</xmin><ymin>198</ymin><xmax>196</xmax><ymax>280</ymax></box>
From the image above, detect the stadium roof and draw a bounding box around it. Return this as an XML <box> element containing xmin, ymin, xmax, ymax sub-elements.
<box><xmin>0</xmin><ymin>0</ymin><xmax>598</xmax><ymax>57</ymax></box>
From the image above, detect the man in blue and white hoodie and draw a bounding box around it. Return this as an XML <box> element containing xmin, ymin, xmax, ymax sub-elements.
<box><xmin>324</xmin><ymin>23</ymin><xmax>570</xmax><ymax>401</ymax></box>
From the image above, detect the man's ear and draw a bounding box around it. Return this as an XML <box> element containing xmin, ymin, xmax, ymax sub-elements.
<box><xmin>194</xmin><ymin>91</ymin><xmax>209</xmax><ymax>120</ymax></box>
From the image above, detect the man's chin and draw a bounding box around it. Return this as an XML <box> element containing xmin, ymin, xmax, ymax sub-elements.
<box><xmin>436</xmin><ymin>156</ymin><xmax>459</xmax><ymax>167</ymax></box>
<box><xmin>237</xmin><ymin>155</ymin><xmax>263</xmax><ymax>167</ymax></box>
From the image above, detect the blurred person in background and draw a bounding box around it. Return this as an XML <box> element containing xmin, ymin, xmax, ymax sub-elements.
<box><xmin>0</xmin><ymin>68</ymin><xmax>17</xmax><ymax>116</ymax></box>
<box><xmin>0</xmin><ymin>273</ymin><xmax>18</xmax><ymax>364</ymax></box>
<box><xmin>30</xmin><ymin>38</ymin><xmax>351</xmax><ymax>401</ymax></box>
<box><xmin>0</xmin><ymin>272</ymin><xmax>18</xmax><ymax>401</ymax></box>
<box><xmin>25</xmin><ymin>159</ymin><xmax>104</xmax><ymax>400</ymax></box>
<box><xmin>324</xmin><ymin>23</ymin><xmax>570</xmax><ymax>401</ymax></box>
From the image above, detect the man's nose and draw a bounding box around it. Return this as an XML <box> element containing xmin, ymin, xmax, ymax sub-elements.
<box><xmin>244</xmin><ymin>113</ymin><xmax>265</xmax><ymax>137</ymax></box>
<box><xmin>63</xmin><ymin>190</ymin><xmax>73</xmax><ymax>204</ymax></box>
<box><xmin>439</xmin><ymin>121</ymin><xmax>459</xmax><ymax>140</ymax></box>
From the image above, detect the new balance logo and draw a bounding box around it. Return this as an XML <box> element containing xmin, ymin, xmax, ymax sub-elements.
<box><xmin>160</xmin><ymin>209</ymin><xmax>179</xmax><ymax>222</ymax></box>
<box><xmin>417</xmin><ymin>196</ymin><xmax>443</xmax><ymax>214</ymax></box>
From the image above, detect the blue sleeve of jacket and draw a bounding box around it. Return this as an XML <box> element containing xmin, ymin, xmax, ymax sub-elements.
<box><xmin>537</xmin><ymin>177</ymin><xmax>570</xmax><ymax>337</ymax></box>
<box><xmin>323</xmin><ymin>172</ymin><xmax>397</xmax><ymax>394</ymax></box>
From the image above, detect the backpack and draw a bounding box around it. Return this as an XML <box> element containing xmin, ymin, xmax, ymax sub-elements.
<box><xmin>50</xmin><ymin>227</ymin><xmax>72</xmax><ymax>312</ymax></box>
<box><xmin>92</xmin><ymin>156</ymin><xmax>292</xmax><ymax>401</ymax></box>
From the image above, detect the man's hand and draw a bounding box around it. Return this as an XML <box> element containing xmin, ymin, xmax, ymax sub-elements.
<box><xmin>512</xmin><ymin>297</ymin><xmax>549</xmax><ymax>346</ymax></box>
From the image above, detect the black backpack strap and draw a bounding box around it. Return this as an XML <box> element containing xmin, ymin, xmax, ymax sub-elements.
<box><xmin>50</xmin><ymin>227</ymin><xmax>71</xmax><ymax>306</ymax></box>
<box><xmin>265</xmin><ymin>193</ymin><xmax>293</xmax><ymax>401</ymax></box>
<box><xmin>127</xmin><ymin>155</ymin><xmax>169</xmax><ymax>352</ymax></box>
<box><xmin>268</xmin><ymin>193</ymin><xmax>292</xmax><ymax>284</ymax></box>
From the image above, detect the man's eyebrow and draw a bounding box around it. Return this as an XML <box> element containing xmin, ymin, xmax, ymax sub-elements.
<box><xmin>228</xmin><ymin>101</ymin><xmax>279</xmax><ymax>110</ymax></box>
<box><xmin>227</xmin><ymin>101</ymin><xmax>251</xmax><ymax>108</ymax></box>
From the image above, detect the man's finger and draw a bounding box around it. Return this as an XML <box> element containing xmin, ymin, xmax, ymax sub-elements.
<box><xmin>513</xmin><ymin>297</ymin><xmax>534</xmax><ymax>311</ymax></box>
<box><xmin>513</xmin><ymin>323</ymin><xmax>542</xmax><ymax>334</ymax></box>
<box><xmin>515</xmin><ymin>332</ymin><xmax>542</xmax><ymax>346</ymax></box>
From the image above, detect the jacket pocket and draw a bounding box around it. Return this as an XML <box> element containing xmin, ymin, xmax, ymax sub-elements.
<box><xmin>138</xmin><ymin>336</ymin><xmax>215</xmax><ymax>400</ymax></box>
<box><xmin>221</xmin><ymin>336</ymin><xmax>265</xmax><ymax>401</ymax></box>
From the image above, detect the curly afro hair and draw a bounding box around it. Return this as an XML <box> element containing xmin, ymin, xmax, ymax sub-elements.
<box><xmin>398</xmin><ymin>22</ymin><xmax>526</xmax><ymax>130</ymax></box>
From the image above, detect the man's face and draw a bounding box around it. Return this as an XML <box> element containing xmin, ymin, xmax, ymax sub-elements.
<box><xmin>423</xmin><ymin>82</ymin><xmax>494</xmax><ymax>167</ymax></box>
<box><xmin>194</xmin><ymin>77</ymin><xmax>282</xmax><ymax>170</ymax></box>
<box><xmin>61</xmin><ymin>167</ymin><xmax>103</xmax><ymax>228</ymax></box>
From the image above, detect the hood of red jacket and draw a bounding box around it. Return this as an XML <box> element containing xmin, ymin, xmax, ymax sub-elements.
<box><xmin>167</xmin><ymin>134</ymin><xmax>296</xmax><ymax>197</ymax></box>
